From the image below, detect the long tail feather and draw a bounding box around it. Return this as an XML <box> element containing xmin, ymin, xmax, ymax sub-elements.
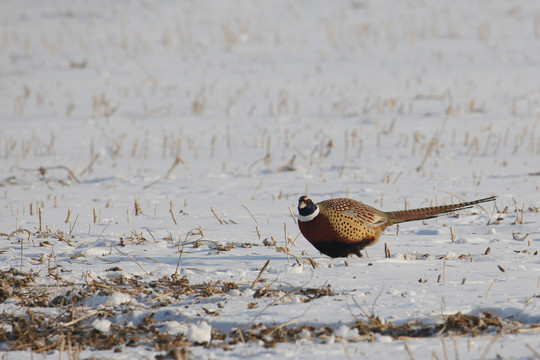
<box><xmin>386</xmin><ymin>196</ymin><xmax>496</xmax><ymax>225</ymax></box>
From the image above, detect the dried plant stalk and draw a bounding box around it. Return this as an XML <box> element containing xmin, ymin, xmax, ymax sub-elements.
<box><xmin>211</xmin><ymin>206</ymin><xmax>224</xmax><ymax>225</ymax></box>
<box><xmin>251</xmin><ymin>259</ymin><xmax>270</xmax><ymax>289</ymax></box>
<box><xmin>38</xmin><ymin>207</ymin><xmax>43</xmax><ymax>232</ymax></box>
<box><xmin>242</xmin><ymin>204</ymin><xmax>258</xmax><ymax>223</ymax></box>
<box><xmin>170</xmin><ymin>201</ymin><xmax>178</xmax><ymax>225</ymax></box>
<box><xmin>484</xmin><ymin>279</ymin><xmax>497</xmax><ymax>300</ymax></box>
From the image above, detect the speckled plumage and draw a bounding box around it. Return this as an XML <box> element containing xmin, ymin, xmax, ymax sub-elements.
<box><xmin>297</xmin><ymin>195</ymin><xmax>496</xmax><ymax>258</ymax></box>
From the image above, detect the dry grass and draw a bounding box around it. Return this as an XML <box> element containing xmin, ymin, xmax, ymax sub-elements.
<box><xmin>0</xmin><ymin>267</ymin><xmax>535</xmax><ymax>356</ymax></box>
<box><xmin>0</xmin><ymin>267</ymin><xmax>340</xmax><ymax>353</ymax></box>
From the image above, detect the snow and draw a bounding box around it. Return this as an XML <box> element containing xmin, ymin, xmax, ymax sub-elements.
<box><xmin>189</xmin><ymin>321</ymin><xmax>213</xmax><ymax>344</ymax></box>
<box><xmin>1</xmin><ymin>0</ymin><xmax>540</xmax><ymax>359</ymax></box>
<box><xmin>91</xmin><ymin>319</ymin><xmax>112</xmax><ymax>334</ymax></box>
<box><xmin>108</xmin><ymin>292</ymin><xmax>132</xmax><ymax>306</ymax></box>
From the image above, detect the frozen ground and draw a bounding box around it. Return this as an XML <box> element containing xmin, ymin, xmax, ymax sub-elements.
<box><xmin>1</xmin><ymin>0</ymin><xmax>540</xmax><ymax>359</ymax></box>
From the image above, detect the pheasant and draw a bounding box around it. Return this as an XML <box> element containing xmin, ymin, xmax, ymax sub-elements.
<box><xmin>297</xmin><ymin>195</ymin><xmax>496</xmax><ymax>258</ymax></box>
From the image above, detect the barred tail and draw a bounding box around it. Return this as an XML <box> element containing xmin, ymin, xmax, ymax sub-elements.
<box><xmin>386</xmin><ymin>196</ymin><xmax>496</xmax><ymax>225</ymax></box>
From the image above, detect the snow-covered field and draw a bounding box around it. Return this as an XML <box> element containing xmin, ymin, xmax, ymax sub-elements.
<box><xmin>1</xmin><ymin>1</ymin><xmax>540</xmax><ymax>359</ymax></box>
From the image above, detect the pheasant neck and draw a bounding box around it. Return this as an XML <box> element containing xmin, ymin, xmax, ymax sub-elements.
<box><xmin>298</xmin><ymin>206</ymin><xmax>320</xmax><ymax>222</ymax></box>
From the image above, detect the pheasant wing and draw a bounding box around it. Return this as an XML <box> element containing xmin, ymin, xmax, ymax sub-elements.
<box><xmin>318</xmin><ymin>198</ymin><xmax>389</xmax><ymax>228</ymax></box>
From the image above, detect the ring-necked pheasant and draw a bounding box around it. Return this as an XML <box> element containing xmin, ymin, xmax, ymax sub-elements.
<box><xmin>297</xmin><ymin>195</ymin><xmax>496</xmax><ymax>258</ymax></box>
